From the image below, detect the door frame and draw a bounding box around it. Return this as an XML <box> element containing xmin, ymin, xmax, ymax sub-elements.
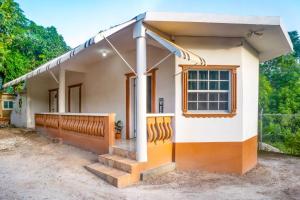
<box><xmin>68</xmin><ymin>83</ymin><xmax>82</xmax><ymax>113</ymax></box>
<box><xmin>48</xmin><ymin>88</ymin><xmax>59</xmax><ymax>112</ymax></box>
<box><xmin>125</xmin><ymin>68</ymin><xmax>158</xmax><ymax>139</ymax></box>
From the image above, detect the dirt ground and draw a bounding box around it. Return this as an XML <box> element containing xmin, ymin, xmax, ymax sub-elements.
<box><xmin>0</xmin><ymin>128</ymin><xmax>299</xmax><ymax>200</ymax></box>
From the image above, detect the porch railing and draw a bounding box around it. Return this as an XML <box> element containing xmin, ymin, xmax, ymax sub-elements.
<box><xmin>146</xmin><ymin>113</ymin><xmax>174</xmax><ymax>143</ymax></box>
<box><xmin>35</xmin><ymin>112</ymin><xmax>115</xmax><ymax>154</ymax></box>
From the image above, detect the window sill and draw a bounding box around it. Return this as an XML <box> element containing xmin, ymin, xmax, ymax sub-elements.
<box><xmin>183</xmin><ymin>112</ymin><xmax>236</xmax><ymax>118</ymax></box>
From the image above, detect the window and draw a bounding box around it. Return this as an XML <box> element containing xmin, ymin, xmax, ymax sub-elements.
<box><xmin>181</xmin><ymin>65</ymin><xmax>237</xmax><ymax>117</ymax></box>
<box><xmin>3</xmin><ymin>100</ymin><xmax>14</xmax><ymax>110</ymax></box>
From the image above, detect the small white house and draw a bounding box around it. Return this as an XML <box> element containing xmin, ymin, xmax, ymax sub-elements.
<box><xmin>4</xmin><ymin>12</ymin><xmax>293</xmax><ymax>187</ymax></box>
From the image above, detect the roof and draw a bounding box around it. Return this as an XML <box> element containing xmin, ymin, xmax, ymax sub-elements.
<box><xmin>142</xmin><ymin>12</ymin><xmax>293</xmax><ymax>62</ymax></box>
<box><xmin>3</xmin><ymin>11</ymin><xmax>293</xmax><ymax>88</ymax></box>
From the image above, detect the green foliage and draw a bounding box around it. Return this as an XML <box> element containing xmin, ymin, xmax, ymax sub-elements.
<box><xmin>260</xmin><ymin>31</ymin><xmax>300</xmax><ymax>155</ymax></box>
<box><xmin>0</xmin><ymin>0</ymin><xmax>70</xmax><ymax>90</ymax></box>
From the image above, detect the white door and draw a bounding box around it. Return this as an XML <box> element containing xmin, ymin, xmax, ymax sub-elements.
<box><xmin>69</xmin><ymin>85</ymin><xmax>81</xmax><ymax>113</ymax></box>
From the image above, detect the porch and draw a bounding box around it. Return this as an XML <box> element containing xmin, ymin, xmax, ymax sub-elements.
<box><xmin>34</xmin><ymin>112</ymin><xmax>174</xmax><ymax>154</ymax></box>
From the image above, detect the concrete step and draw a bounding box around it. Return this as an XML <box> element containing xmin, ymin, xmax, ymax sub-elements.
<box><xmin>85</xmin><ymin>163</ymin><xmax>131</xmax><ymax>188</ymax></box>
<box><xmin>98</xmin><ymin>154</ymin><xmax>140</xmax><ymax>173</ymax></box>
<box><xmin>111</xmin><ymin>146</ymin><xmax>136</xmax><ymax>160</ymax></box>
<box><xmin>140</xmin><ymin>162</ymin><xmax>176</xmax><ymax>181</ymax></box>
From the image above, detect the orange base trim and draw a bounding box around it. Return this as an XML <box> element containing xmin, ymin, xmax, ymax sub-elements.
<box><xmin>146</xmin><ymin>141</ymin><xmax>173</xmax><ymax>169</ymax></box>
<box><xmin>175</xmin><ymin>135</ymin><xmax>257</xmax><ymax>174</ymax></box>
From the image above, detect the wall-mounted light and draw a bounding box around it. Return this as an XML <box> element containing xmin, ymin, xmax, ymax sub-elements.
<box><xmin>247</xmin><ymin>29</ymin><xmax>264</xmax><ymax>39</ymax></box>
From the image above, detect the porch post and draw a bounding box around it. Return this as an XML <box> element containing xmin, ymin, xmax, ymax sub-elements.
<box><xmin>58</xmin><ymin>68</ymin><xmax>66</xmax><ymax>113</ymax></box>
<box><xmin>134</xmin><ymin>20</ymin><xmax>147</xmax><ymax>162</ymax></box>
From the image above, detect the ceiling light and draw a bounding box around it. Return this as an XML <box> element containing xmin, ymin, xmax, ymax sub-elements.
<box><xmin>102</xmin><ymin>51</ymin><xmax>107</xmax><ymax>57</ymax></box>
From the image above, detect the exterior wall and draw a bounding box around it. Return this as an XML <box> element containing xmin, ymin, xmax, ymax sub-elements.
<box><xmin>84</xmin><ymin>45</ymin><xmax>174</xmax><ymax>138</ymax></box>
<box><xmin>173</xmin><ymin>36</ymin><xmax>259</xmax><ymax>173</ymax></box>
<box><xmin>242</xmin><ymin>41</ymin><xmax>259</xmax><ymax>140</ymax></box>
<box><xmin>0</xmin><ymin>93</ymin><xmax>15</xmax><ymax>125</ymax></box>
<box><xmin>0</xmin><ymin>93</ymin><xmax>15</xmax><ymax>117</ymax></box>
<box><xmin>12</xmin><ymin>45</ymin><xmax>175</xmax><ymax>133</ymax></box>
<box><xmin>65</xmin><ymin>71</ymin><xmax>86</xmax><ymax>112</ymax></box>
<box><xmin>26</xmin><ymin>76</ymin><xmax>58</xmax><ymax>127</ymax></box>
<box><xmin>11</xmin><ymin>93</ymin><xmax>27</xmax><ymax>127</ymax></box>
<box><xmin>174</xmin><ymin>37</ymin><xmax>243</xmax><ymax>143</ymax></box>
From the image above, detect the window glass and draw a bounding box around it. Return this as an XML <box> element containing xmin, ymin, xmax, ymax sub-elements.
<box><xmin>198</xmin><ymin>81</ymin><xmax>208</xmax><ymax>90</ymax></box>
<box><xmin>209</xmin><ymin>71</ymin><xmax>219</xmax><ymax>80</ymax></box>
<box><xmin>188</xmin><ymin>93</ymin><xmax>197</xmax><ymax>101</ymax></box>
<box><xmin>187</xmin><ymin>69</ymin><xmax>231</xmax><ymax>112</ymax></box>
<box><xmin>188</xmin><ymin>81</ymin><xmax>197</xmax><ymax>90</ymax></box>
<box><xmin>209</xmin><ymin>81</ymin><xmax>219</xmax><ymax>90</ymax></box>
<box><xmin>198</xmin><ymin>102</ymin><xmax>208</xmax><ymax>110</ymax></box>
<box><xmin>220</xmin><ymin>71</ymin><xmax>229</xmax><ymax>80</ymax></box>
<box><xmin>3</xmin><ymin>100</ymin><xmax>13</xmax><ymax>109</ymax></box>
<box><xmin>199</xmin><ymin>71</ymin><xmax>208</xmax><ymax>80</ymax></box>
<box><xmin>188</xmin><ymin>71</ymin><xmax>197</xmax><ymax>80</ymax></box>
<box><xmin>198</xmin><ymin>92</ymin><xmax>208</xmax><ymax>101</ymax></box>
<box><xmin>220</xmin><ymin>81</ymin><xmax>229</xmax><ymax>90</ymax></box>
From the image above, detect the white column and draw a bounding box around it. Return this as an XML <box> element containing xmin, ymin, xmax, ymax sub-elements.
<box><xmin>134</xmin><ymin>20</ymin><xmax>147</xmax><ymax>162</ymax></box>
<box><xmin>58</xmin><ymin>68</ymin><xmax>65</xmax><ymax>113</ymax></box>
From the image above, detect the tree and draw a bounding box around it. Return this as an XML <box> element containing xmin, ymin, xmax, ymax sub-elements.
<box><xmin>259</xmin><ymin>31</ymin><xmax>300</xmax><ymax>155</ymax></box>
<box><xmin>0</xmin><ymin>0</ymin><xmax>70</xmax><ymax>89</ymax></box>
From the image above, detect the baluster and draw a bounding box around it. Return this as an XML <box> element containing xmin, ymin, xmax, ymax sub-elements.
<box><xmin>147</xmin><ymin>117</ymin><xmax>156</xmax><ymax>142</ymax></box>
<box><xmin>91</xmin><ymin>117</ymin><xmax>97</xmax><ymax>136</ymax></box>
<box><xmin>156</xmin><ymin>117</ymin><xmax>165</xmax><ymax>141</ymax></box>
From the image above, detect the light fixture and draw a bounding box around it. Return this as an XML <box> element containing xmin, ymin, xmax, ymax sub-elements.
<box><xmin>99</xmin><ymin>49</ymin><xmax>109</xmax><ymax>58</ymax></box>
<box><xmin>101</xmin><ymin>51</ymin><xmax>107</xmax><ymax>57</ymax></box>
<box><xmin>246</xmin><ymin>29</ymin><xmax>264</xmax><ymax>38</ymax></box>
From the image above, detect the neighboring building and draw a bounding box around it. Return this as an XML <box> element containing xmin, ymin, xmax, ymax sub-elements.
<box><xmin>0</xmin><ymin>92</ymin><xmax>15</xmax><ymax>126</ymax></box>
<box><xmin>3</xmin><ymin>12</ymin><xmax>293</xmax><ymax>187</ymax></box>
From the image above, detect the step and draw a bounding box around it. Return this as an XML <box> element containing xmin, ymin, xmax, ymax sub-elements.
<box><xmin>111</xmin><ymin>146</ymin><xmax>136</xmax><ymax>160</ymax></box>
<box><xmin>98</xmin><ymin>154</ymin><xmax>141</xmax><ymax>173</ymax></box>
<box><xmin>140</xmin><ymin>162</ymin><xmax>176</xmax><ymax>181</ymax></box>
<box><xmin>85</xmin><ymin>163</ymin><xmax>131</xmax><ymax>188</ymax></box>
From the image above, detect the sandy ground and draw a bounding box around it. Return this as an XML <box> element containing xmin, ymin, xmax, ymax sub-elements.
<box><xmin>0</xmin><ymin>128</ymin><xmax>299</xmax><ymax>200</ymax></box>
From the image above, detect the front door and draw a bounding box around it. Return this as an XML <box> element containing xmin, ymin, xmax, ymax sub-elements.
<box><xmin>68</xmin><ymin>84</ymin><xmax>82</xmax><ymax>113</ymax></box>
<box><xmin>49</xmin><ymin>89</ymin><xmax>58</xmax><ymax>112</ymax></box>
<box><xmin>126</xmin><ymin>69</ymin><xmax>157</xmax><ymax>139</ymax></box>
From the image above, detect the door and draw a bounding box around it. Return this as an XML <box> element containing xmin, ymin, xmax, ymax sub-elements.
<box><xmin>68</xmin><ymin>84</ymin><xmax>82</xmax><ymax>113</ymax></box>
<box><xmin>49</xmin><ymin>89</ymin><xmax>58</xmax><ymax>112</ymax></box>
<box><xmin>129</xmin><ymin>77</ymin><xmax>153</xmax><ymax>139</ymax></box>
<box><xmin>130</xmin><ymin>77</ymin><xmax>137</xmax><ymax>138</ymax></box>
<box><xmin>126</xmin><ymin>70</ymin><xmax>157</xmax><ymax>139</ymax></box>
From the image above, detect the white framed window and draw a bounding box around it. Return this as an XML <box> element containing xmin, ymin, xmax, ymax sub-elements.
<box><xmin>3</xmin><ymin>100</ymin><xmax>14</xmax><ymax>110</ymax></box>
<box><xmin>187</xmin><ymin>70</ymin><xmax>231</xmax><ymax>113</ymax></box>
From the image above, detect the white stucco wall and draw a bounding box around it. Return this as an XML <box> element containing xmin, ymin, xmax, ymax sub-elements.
<box><xmin>12</xmin><ymin>35</ymin><xmax>259</xmax><ymax>143</ymax></box>
<box><xmin>83</xmin><ymin>45</ymin><xmax>175</xmax><ymax>138</ymax></box>
<box><xmin>11</xmin><ymin>93</ymin><xmax>27</xmax><ymax>127</ymax></box>
<box><xmin>241</xmin><ymin>41</ymin><xmax>259</xmax><ymax>140</ymax></box>
<box><xmin>26</xmin><ymin>75</ymin><xmax>58</xmax><ymax>127</ymax></box>
<box><xmin>11</xmin><ymin>44</ymin><xmax>175</xmax><ymax>133</ymax></box>
<box><xmin>174</xmin><ymin>36</ymin><xmax>258</xmax><ymax>143</ymax></box>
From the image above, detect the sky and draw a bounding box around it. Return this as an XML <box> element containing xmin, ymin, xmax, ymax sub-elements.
<box><xmin>15</xmin><ymin>0</ymin><xmax>300</xmax><ymax>48</ymax></box>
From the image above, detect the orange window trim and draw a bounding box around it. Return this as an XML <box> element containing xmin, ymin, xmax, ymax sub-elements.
<box><xmin>180</xmin><ymin>65</ymin><xmax>238</xmax><ymax>118</ymax></box>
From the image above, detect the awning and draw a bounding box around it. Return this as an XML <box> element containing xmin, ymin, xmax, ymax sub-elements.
<box><xmin>3</xmin><ymin>19</ymin><xmax>137</xmax><ymax>88</ymax></box>
<box><xmin>146</xmin><ymin>29</ymin><xmax>206</xmax><ymax>65</ymax></box>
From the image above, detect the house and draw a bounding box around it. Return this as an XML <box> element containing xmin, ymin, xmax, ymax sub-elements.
<box><xmin>0</xmin><ymin>92</ymin><xmax>15</xmax><ymax>126</ymax></box>
<box><xmin>3</xmin><ymin>12</ymin><xmax>293</xmax><ymax>187</ymax></box>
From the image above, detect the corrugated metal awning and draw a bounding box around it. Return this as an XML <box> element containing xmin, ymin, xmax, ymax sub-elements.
<box><xmin>145</xmin><ymin>29</ymin><xmax>206</xmax><ymax>65</ymax></box>
<box><xmin>3</xmin><ymin>19</ymin><xmax>137</xmax><ymax>88</ymax></box>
